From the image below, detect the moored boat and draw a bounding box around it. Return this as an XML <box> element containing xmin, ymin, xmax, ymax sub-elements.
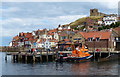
<box><xmin>57</xmin><ymin>45</ymin><xmax>93</xmax><ymax>62</ymax></box>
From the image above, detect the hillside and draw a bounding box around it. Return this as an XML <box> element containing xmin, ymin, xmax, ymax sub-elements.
<box><xmin>68</xmin><ymin>16</ymin><xmax>103</xmax><ymax>28</ymax></box>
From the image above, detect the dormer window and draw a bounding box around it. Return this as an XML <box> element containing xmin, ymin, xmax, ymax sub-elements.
<box><xmin>96</xmin><ymin>37</ymin><xmax>100</xmax><ymax>41</ymax></box>
<box><xmin>88</xmin><ymin>38</ymin><xmax>93</xmax><ymax>41</ymax></box>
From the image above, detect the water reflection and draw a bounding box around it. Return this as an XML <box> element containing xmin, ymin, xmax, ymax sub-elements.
<box><xmin>56</xmin><ymin>62</ymin><xmax>63</xmax><ymax>71</ymax></box>
<box><xmin>71</xmin><ymin>62</ymin><xmax>90</xmax><ymax>75</ymax></box>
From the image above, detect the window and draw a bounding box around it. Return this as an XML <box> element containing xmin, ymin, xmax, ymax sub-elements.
<box><xmin>62</xmin><ymin>36</ymin><xmax>66</xmax><ymax>39</ymax></box>
<box><xmin>25</xmin><ymin>41</ymin><xmax>29</xmax><ymax>44</ymax></box>
<box><xmin>88</xmin><ymin>38</ymin><xmax>93</xmax><ymax>41</ymax></box>
<box><xmin>89</xmin><ymin>26</ymin><xmax>93</xmax><ymax>28</ymax></box>
<box><xmin>74</xmin><ymin>38</ymin><xmax>81</xmax><ymax>40</ymax></box>
<box><xmin>25</xmin><ymin>38</ymin><xmax>28</xmax><ymax>40</ymax></box>
<box><xmin>96</xmin><ymin>37</ymin><xmax>100</xmax><ymax>41</ymax></box>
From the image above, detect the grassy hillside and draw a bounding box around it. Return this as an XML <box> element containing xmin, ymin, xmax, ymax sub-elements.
<box><xmin>69</xmin><ymin>16</ymin><xmax>103</xmax><ymax>28</ymax></box>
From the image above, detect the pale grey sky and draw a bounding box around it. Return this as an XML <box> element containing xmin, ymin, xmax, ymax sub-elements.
<box><xmin>0</xmin><ymin>2</ymin><xmax>119</xmax><ymax>46</ymax></box>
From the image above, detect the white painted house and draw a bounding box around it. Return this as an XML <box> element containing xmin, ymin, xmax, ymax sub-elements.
<box><xmin>103</xmin><ymin>15</ymin><xmax>117</xmax><ymax>25</ymax></box>
<box><xmin>54</xmin><ymin>33</ymin><xmax>59</xmax><ymax>40</ymax></box>
<box><xmin>44</xmin><ymin>39</ymin><xmax>51</xmax><ymax>49</ymax></box>
<box><xmin>36</xmin><ymin>39</ymin><xmax>45</xmax><ymax>48</ymax></box>
<box><xmin>37</xmin><ymin>39</ymin><xmax>51</xmax><ymax>49</ymax></box>
<box><xmin>9</xmin><ymin>42</ymin><xmax>13</xmax><ymax>46</ymax></box>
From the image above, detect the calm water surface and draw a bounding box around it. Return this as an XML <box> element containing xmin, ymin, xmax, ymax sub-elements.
<box><xmin>0</xmin><ymin>52</ymin><xmax>119</xmax><ymax>75</ymax></box>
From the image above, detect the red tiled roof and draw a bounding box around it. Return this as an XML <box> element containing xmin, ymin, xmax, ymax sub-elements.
<box><xmin>19</xmin><ymin>32</ymin><xmax>24</xmax><ymax>36</ymax></box>
<box><xmin>64</xmin><ymin>39</ymin><xmax>70</xmax><ymax>41</ymax></box>
<box><xmin>48</xmin><ymin>29</ymin><xmax>57</xmax><ymax>33</ymax></box>
<box><xmin>13</xmin><ymin>36</ymin><xmax>19</xmax><ymax>40</ymax></box>
<box><xmin>19</xmin><ymin>32</ymin><xmax>32</xmax><ymax>38</ymax></box>
<box><xmin>24</xmin><ymin>33</ymin><xmax>32</xmax><ymax>38</ymax></box>
<box><xmin>113</xmin><ymin>27</ymin><xmax>120</xmax><ymax>31</ymax></box>
<box><xmin>47</xmin><ymin>33</ymin><xmax>54</xmax><ymax>35</ymax></box>
<box><xmin>59</xmin><ymin>33</ymin><xmax>67</xmax><ymax>36</ymax></box>
<box><xmin>80</xmin><ymin>31</ymin><xmax>111</xmax><ymax>39</ymax></box>
<box><xmin>113</xmin><ymin>27</ymin><xmax>120</xmax><ymax>36</ymax></box>
<box><xmin>50</xmin><ymin>40</ymin><xmax>58</xmax><ymax>42</ymax></box>
<box><xmin>37</xmin><ymin>39</ymin><xmax>46</xmax><ymax>43</ymax></box>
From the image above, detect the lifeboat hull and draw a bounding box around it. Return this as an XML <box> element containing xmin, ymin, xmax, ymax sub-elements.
<box><xmin>66</xmin><ymin>55</ymin><xmax>93</xmax><ymax>61</ymax></box>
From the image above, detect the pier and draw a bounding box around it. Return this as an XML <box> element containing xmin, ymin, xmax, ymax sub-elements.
<box><xmin>5</xmin><ymin>50</ymin><xmax>120</xmax><ymax>62</ymax></box>
<box><xmin>5</xmin><ymin>51</ymin><xmax>57</xmax><ymax>63</ymax></box>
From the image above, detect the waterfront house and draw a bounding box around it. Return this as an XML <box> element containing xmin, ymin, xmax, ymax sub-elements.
<box><xmin>12</xmin><ymin>35</ymin><xmax>20</xmax><ymax>47</ymax></box>
<box><xmin>79</xmin><ymin>31</ymin><xmax>114</xmax><ymax>51</ymax></box>
<box><xmin>44</xmin><ymin>38</ymin><xmax>58</xmax><ymax>49</ymax></box>
<box><xmin>44</xmin><ymin>39</ymin><xmax>51</xmax><ymax>49</ymax></box>
<box><xmin>36</xmin><ymin>38</ymin><xmax>58</xmax><ymax>49</ymax></box>
<box><xmin>11</xmin><ymin>32</ymin><xmax>35</xmax><ymax>48</ymax></box>
<box><xmin>21</xmin><ymin>32</ymin><xmax>33</xmax><ymax>48</ymax></box>
<box><xmin>36</xmin><ymin>38</ymin><xmax>46</xmax><ymax>48</ymax></box>
<box><xmin>49</xmin><ymin>39</ymin><xmax>58</xmax><ymax>48</ymax></box>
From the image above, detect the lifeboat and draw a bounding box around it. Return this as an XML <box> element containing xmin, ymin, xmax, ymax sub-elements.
<box><xmin>66</xmin><ymin>45</ymin><xmax>93</xmax><ymax>61</ymax></box>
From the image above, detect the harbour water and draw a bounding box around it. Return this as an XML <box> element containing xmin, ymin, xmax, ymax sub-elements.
<box><xmin>0</xmin><ymin>52</ymin><xmax>119</xmax><ymax>75</ymax></box>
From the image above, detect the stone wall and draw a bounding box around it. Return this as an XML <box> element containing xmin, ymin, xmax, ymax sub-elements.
<box><xmin>90</xmin><ymin>9</ymin><xmax>106</xmax><ymax>16</ymax></box>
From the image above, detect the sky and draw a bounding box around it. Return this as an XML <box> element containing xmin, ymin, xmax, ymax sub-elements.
<box><xmin>0</xmin><ymin>0</ymin><xmax>119</xmax><ymax>46</ymax></box>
